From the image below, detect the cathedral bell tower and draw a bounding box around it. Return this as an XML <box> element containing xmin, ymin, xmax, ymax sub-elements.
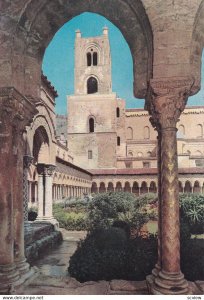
<box><xmin>74</xmin><ymin>27</ymin><xmax>112</xmax><ymax>95</ymax></box>
<box><xmin>68</xmin><ymin>28</ymin><xmax>121</xmax><ymax>170</ymax></box>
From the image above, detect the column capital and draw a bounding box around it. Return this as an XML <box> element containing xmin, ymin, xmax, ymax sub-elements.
<box><xmin>0</xmin><ymin>87</ymin><xmax>38</xmax><ymax>133</ymax></box>
<box><xmin>146</xmin><ymin>76</ymin><xmax>194</xmax><ymax>129</ymax></box>
<box><xmin>37</xmin><ymin>163</ymin><xmax>46</xmax><ymax>175</ymax></box>
<box><xmin>44</xmin><ymin>164</ymin><xmax>56</xmax><ymax>176</ymax></box>
<box><xmin>23</xmin><ymin>155</ymin><xmax>33</xmax><ymax>169</ymax></box>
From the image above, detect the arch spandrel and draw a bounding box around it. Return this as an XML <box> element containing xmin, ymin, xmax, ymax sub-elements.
<box><xmin>2</xmin><ymin>0</ymin><xmax>153</xmax><ymax>99</ymax></box>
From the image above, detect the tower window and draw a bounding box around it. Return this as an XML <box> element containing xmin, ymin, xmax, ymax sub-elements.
<box><xmin>89</xmin><ymin>118</ymin><xmax>95</xmax><ymax>133</ymax></box>
<box><xmin>87</xmin><ymin>52</ymin><xmax>91</xmax><ymax>66</ymax></box>
<box><xmin>116</xmin><ymin>107</ymin><xmax>120</xmax><ymax>118</ymax></box>
<box><xmin>93</xmin><ymin>52</ymin><xmax>98</xmax><ymax>66</ymax></box>
<box><xmin>87</xmin><ymin>77</ymin><xmax>98</xmax><ymax>94</ymax></box>
<box><xmin>117</xmin><ymin>136</ymin><xmax>120</xmax><ymax>146</ymax></box>
<box><xmin>87</xmin><ymin>51</ymin><xmax>98</xmax><ymax>66</ymax></box>
<box><xmin>88</xmin><ymin>150</ymin><xmax>93</xmax><ymax>159</ymax></box>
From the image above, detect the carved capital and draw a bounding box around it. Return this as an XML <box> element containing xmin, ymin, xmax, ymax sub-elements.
<box><xmin>147</xmin><ymin>77</ymin><xmax>194</xmax><ymax>129</ymax></box>
<box><xmin>23</xmin><ymin>155</ymin><xmax>33</xmax><ymax>169</ymax></box>
<box><xmin>37</xmin><ymin>163</ymin><xmax>56</xmax><ymax>176</ymax></box>
<box><xmin>44</xmin><ymin>164</ymin><xmax>56</xmax><ymax>176</ymax></box>
<box><xmin>0</xmin><ymin>87</ymin><xmax>38</xmax><ymax>138</ymax></box>
<box><xmin>37</xmin><ymin>163</ymin><xmax>45</xmax><ymax>175</ymax></box>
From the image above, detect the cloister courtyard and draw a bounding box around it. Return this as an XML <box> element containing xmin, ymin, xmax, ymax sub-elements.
<box><xmin>0</xmin><ymin>0</ymin><xmax>204</xmax><ymax>296</ymax></box>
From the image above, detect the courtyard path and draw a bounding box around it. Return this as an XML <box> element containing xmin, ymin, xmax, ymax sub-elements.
<box><xmin>15</xmin><ymin>229</ymin><xmax>203</xmax><ymax>295</ymax></box>
<box><xmin>33</xmin><ymin>229</ymin><xmax>86</xmax><ymax>277</ymax></box>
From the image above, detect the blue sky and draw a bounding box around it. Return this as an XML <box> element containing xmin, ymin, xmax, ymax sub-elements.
<box><xmin>42</xmin><ymin>12</ymin><xmax>204</xmax><ymax>115</ymax></box>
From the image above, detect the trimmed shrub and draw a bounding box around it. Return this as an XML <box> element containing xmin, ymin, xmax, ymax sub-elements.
<box><xmin>68</xmin><ymin>228</ymin><xmax>157</xmax><ymax>282</ymax></box>
<box><xmin>112</xmin><ymin>220</ymin><xmax>131</xmax><ymax>238</ymax></box>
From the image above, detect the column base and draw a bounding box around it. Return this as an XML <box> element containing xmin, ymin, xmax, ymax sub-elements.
<box><xmin>0</xmin><ymin>263</ymin><xmax>20</xmax><ymax>294</ymax></box>
<box><xmin>15</xmin><ymin>258</ymin><xmax>30</xmax><ymax>275</ymax></box>
<box><xmin>147</xmin><ymin>270</ymin><xmax>189</xmax><ymax>295</ymax></box>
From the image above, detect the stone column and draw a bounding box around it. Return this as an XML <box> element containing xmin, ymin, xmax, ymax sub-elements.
<box><xmin>36</xmin><ymin>164</ymin><xmax>45</xmax><ymax>220</ymax></box>
<box><xmin>146</xmin><ymin>77</ymin><xmax>194</xmax><ymax>295</ymax></box>
<box><xmin>0</xmin><ymin>88</ymin><xmax>37</xmax><ymax>293</ymax></box>
<box><xmin>36</xmin><ymin>164</ymin><xmax>58</xmax><ymax>227</ymax></box>
<box><xmin>0</xmin><ymin>89</ymin><xmax>20</xmax><ymax>292</ymax></box>
<box><xmin>44</xmin><ymin>165</ymin><xmax>57</xmax><ymax>224</ymax></box>
<box><xmin>23</xmin><ymin>155</ymin><xmax>33</xmax><ymax>222</ymax></box>
<box><xmin>147</xmin><ymin>123</ymin><xmax>162</xmax><ymax>286</ymax></box>
<box><xmin>35</xmin><ymin>182</ymin><xmax>38</xmax><ymax>203</ymax></box>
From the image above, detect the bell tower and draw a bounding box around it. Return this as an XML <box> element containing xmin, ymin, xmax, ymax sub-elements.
<box><xmin>68</xmin><ymin>28</ymin><xmax>125</xmax><ymax>170</ymax></box>
<box><xmin>74</xmin><ymin>27</ymin><xmax>112</xmax><ymax>95</ymax></box>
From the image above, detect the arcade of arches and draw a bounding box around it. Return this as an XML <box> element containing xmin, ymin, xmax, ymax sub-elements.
<box><xmin>1</xmin><ymin>0</ymin><xmax>204</xmax><ymax>295</ymax></box>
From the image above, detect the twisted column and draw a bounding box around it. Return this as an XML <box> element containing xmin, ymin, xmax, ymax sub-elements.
<box><xmin>146</xmin><ymin>76</ymin><xmax>194</xmax><ymax>295</ymax></box>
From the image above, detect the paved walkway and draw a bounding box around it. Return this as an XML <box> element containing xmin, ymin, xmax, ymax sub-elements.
<box><xmin>32</xmin><ymin>229</ymin><xmax>86</xmax><ymax>277</ymax></box>
<box><xmin>15</xmin><ymin>229</ymin><xmax>204</xmax><ymax>295</ymax></box>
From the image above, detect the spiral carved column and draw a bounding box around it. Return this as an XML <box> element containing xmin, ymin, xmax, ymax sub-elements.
<box><xmin>153</xmin><ymin>126</ymin><xmax>188</xmax><ymax>294</ymax></box>
<box><xmin>146</xmin><ymin>76</ymin><xmax>194</xmax><ymax>295</ymax></box>
<box><xmin>153</xmin><ymin>130</ymin><xmax>162</xmax><ymax>275</ymax></box>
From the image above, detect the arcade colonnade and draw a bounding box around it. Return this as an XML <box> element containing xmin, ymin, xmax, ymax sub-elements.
<box><xmin>0</xmin><ymin>0</ymin><xmax>204</xmax><ymax>295</ymax></box>
<box><xmin>91</xmin><ymin>177</ymin><xmax>204</xmax><ymax>195</ymax></box>
<box><xmin>52</xmin><ymin>184</ymin><xmax>91</xmax><ymax>201</ymax></box>
<box><xmin>27</xmin><ymin>168</ymin><xmax>92</xmax><ymax>205</ymax></box>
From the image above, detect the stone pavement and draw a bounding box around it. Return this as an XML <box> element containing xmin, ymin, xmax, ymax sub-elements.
<box><xmin>15</xmin><ymin>229</ymin><xmax>204</xmax><ymax>295</ymax></box>
<box><xmin>32</xmin><ymin>229</ymin><xmax>86</xmax><ymax>277</ymax></box>
<box><xmin>16</xmin><ymin>276</ymin><xmax>149</xmax><ymax>295</ymax></box>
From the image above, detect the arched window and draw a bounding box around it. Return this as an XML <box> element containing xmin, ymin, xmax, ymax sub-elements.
<box><xmin>128</xmin><ymin>151</ymin><xmax>133</xmax><ymax>157</ymax></box>
<box><xmin>144</xmin><ymin>126</ymin><xmax>150</xmax><ymax>139</ymax></box>
<box><xmin>178</xmin><ymin>124</ymin><xmax>185</xmax><ymax>136</ymax></box>
<box><xmin>87</xmin><ymin>52</ymin><xmax>91</xmax><ymax>66</ymax></box>
<box><xmin>197</xmin><ymin>124</ymin><xmax>203</xmax><ymax>138</ymax></box>
<box><xmin>93</xmin><ymin>52</ymin><xmax>98</xmax><ymax>66</ymax></box>
<box><xmin>87</xmin><ymin>77</ymin><xmax>98</xmax><ymax>94</ymax></box>
<box><xmin>89</xmin><ymin>118</ymin><xmax>95</xmax><ymax>133</ymax></box>
<box><xmin>116</xmin><ymin>107</ymin><xmax>120</xmax><ymax>118</ymax></box>
<box><xmin>127</xmin><ymin>127</ymin><xmax>133</xmax><ymax>140</ymax></box>
<box><xmin>117</xmin><ymin>136</ymin><xmax>120</xmax><ymax>146</ymax></box>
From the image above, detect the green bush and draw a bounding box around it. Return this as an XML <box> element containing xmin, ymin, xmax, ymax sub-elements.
<box><xmin>88</xmin><ymin>192</ymin><xmax>151</xmax><ymax>234</ymax></box>
<box><xmin>68</xmin><ymin>228</ymin><xmax>157</xmax><ymax>282</ymax></box>
<box><xmin>53</xmin><ymin>204</ymin><xmax>88</xmax><ymax>230</ymax></box>
<box><xmin>112</xmin><ymin>220</ymin><xmax>131</xmax><ymax>238</ymax></box>
<box><xmin>180</xmin><ymin>194</ymin><xmax>204</xmax><ymax>234</ymax></box>
<box><xmin>135</xmin><ymin>193</ymin><xmax>158</xmax><ymax>209</ymax></box>
<box><xmin>181</xmin><ymin>237</ymin><xmax>204</xmax><ymax>281</ymax></box>
<box><xmin>68</xmin><ymin>224</ymin><xmax>203</xmax><ymax>282</ymax></box>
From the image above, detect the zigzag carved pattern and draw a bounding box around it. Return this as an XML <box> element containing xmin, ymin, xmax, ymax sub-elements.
<box><xmin>160</xmin><ymin>129</ymin><xmax>180</xmax><ymax>273</ymax></box>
